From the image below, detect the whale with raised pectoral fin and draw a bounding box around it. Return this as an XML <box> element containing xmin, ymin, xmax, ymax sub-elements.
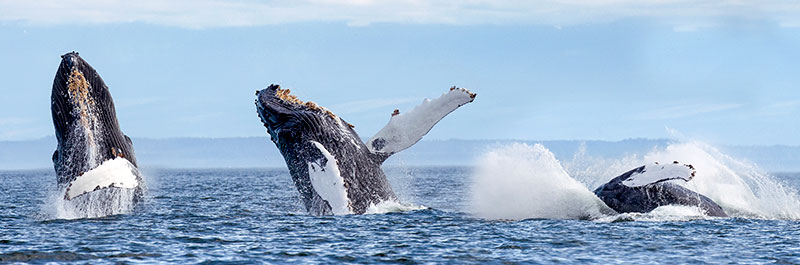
<box><xmin>593</xmin><ymin>161</ymin><xmax>728</xmax><ymax>217</ymax></box>
<box><xmin>256</xmin><ymin>85</ymin><xmax>476</xmax><ymax>215</ymax></box>
<box><xmin>51</xmin><ymin>52</ymin><xmax>143</xmax><ymax>216</ymax></box>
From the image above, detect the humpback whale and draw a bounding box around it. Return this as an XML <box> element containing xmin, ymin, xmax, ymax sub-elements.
<box><xmin>51</xmin><ymin>52</ymin><xmax>143</xmax><ymax>214</ymax></box>
<box><xmin>256</xmin><ymin>84</ymin><xmax>475</xmax><ymax>215</ymax></box>
<box><xmin>593</xmin><ymin>162</ymin><xmax>728</xmax><ymax>217</ymax></box>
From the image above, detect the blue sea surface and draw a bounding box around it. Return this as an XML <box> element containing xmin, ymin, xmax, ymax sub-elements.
<box><xmin>2</xmin><ymin>167</ymin><xmax>800</xmax><ymax>264</ymax></box>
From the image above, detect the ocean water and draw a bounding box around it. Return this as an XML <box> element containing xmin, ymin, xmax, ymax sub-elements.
<box><xmin>3</xmin><ymin>142</ymin><xmax>800</xmax><ymax>263</ymax></box>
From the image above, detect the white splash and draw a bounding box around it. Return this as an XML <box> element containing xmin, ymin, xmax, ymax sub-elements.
<box><xmin>308</xmin><ymin>141</ymin><xmax>351</xmax><ymax>215</ymax></box>
<box><xmin>42</xmin><ymin>185</ymin><xmax>140</xmax><ymax>220</ymax></box>
<box><xmin>41</xmin><ymin>157</ymin><xmax>142</xmax><ymax>220</ymax></box>
<box><xmin>637</xmin><ymin>142</ymin><xmax>800</xmax><ymax>219</ymax></box>
<box><xmin>564</xmin><ymin>141</ymin><xmax>800</xmax><ymax>220</ymax></box>
<box><xmin>622</xmin><ymin>162</ymin><xmax>694</xmax><ymax>187</ymax></box>
<box><xmin>364</xmin><ymin>200</ymin><xmax>428</xmax><ymax>214</ymax></box>
<box><xmin>471</xmin><ymin>141</ymin><xmax>800</xmax><ymax>221</ymax></box>
<box><xmin>366</xmin><ymin>87</ymin><xmax>475</xmax><ymax>155</ymax></box>
<box><xmin>470</xmin><ymin>143</ymin><xmax>610</xmax><ymax>220</ymax></box>
<box><xmin>595</xmin><ymin>205</ymin><xmax>710</xmax><ymax>223</ymax></box>
<box><xmin>66</xmin><ymin>157</ymin><xmax>139</xmax><ymax>200</ymax></box>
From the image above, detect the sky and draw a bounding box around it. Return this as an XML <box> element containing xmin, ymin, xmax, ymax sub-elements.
<box><xmin>1</xmin><ymin>0</ymin><xmax>800</xmax><ymax>145</ymax></box>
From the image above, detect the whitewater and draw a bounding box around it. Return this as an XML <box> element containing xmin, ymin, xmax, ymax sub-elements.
<box><xmin>471</xmin><ymin>141</ymin><xmax>800</xmax><ymax>222</ymax></box>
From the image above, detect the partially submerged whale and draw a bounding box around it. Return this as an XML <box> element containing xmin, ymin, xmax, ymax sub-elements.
<box><xmin>256</xmin><ymin>84</ymin><xmax>475</xmax><ymax>215</ymax></box>
<box><xmin>51</xmin><ymin>52</ymin><xmax>143</xmax><ymax>214</ymax></box>
<box><xmin>593</xmin><ymin>162</ymin><xmax>727</xmax><ymax>217</ymax></box>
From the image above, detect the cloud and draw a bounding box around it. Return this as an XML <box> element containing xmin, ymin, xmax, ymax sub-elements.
<box><xmin>765</xmin><ymin>100</ymin><xmax>800</xmax><ymax>109</ymax></box>
<box><xmin>634</xmin><ymin>103</ymin><xmax>743</xmax><ymax>120</ymax></box>
<box><xmin>1</xmin><ymin>0</ymin><xmax>799</xmax><ymax>28</ymax></box>
<box><xmin>744</xmin><ymin>99</ymin><xmax>800</xmax><ymax>118</ymax></box>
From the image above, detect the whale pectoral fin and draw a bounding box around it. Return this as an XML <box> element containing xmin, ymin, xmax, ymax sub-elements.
<box><xmin>622</xmin><ymin>162</ymin><xmax>696</xmax><ymax>187</ymax></box>
<box><xmin>365</xmin><ymin>87</ymin><xmax>476</xmax><ymax>158</ymax></box>
<box><xmin>124</xmin><ymin>135</ymin><xmax>133</xmax><ymax>146</ymax></box>
<box><xmin>52</xmin><ymin>150</ymin><xmax>58</xmax><ymax>163</ymax></box>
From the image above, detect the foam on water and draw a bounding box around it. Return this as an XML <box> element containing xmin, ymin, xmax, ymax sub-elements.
<box><xmin>365</xmin><ymin>200</ymin><xmax>428</xmax><ymax>215</ymax></box>
<box><xmin>595</xmin><ymin>205</ymin><xmax>710</xmax><ymax>223</ymax></box>
<box><xmin>42</xmin><ymin>187</ymin><xmax>139</xmax><ymax>220</ymax></box>
<box><xmin>470</xmin><ymin>143</ymin><xmax>610</xmax><ymax>220</ymax></box>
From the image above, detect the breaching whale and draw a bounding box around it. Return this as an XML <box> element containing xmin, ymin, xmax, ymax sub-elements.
<box><xmin>51</xmin><ymin>52</ymin><xmax>143</xmax><ymax>214</ymax></box>
<box><xmin>256</xmin><ymin>84</ymin><xmax>475</xmax><ymax>215</ymax></box>
<box><xmin>593</xmin><ymin>162</ymin><xmax>728</xmax><ymax>217</ymax></box>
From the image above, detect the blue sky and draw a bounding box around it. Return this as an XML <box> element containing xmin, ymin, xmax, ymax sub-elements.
<box><xmin>1</xmin><ymin>1</ymin><xmax>800</xmax><ymax>145</ymax></box>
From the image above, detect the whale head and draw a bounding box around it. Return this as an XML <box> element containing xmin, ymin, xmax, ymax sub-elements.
<box><xmin>51</xmin><ymin>52</ymin><xmax>137</xmax><ymax>186</ymax></box>
<box><xmin>255</xmin><ymin>84</ymin><xmax>358</xmax><ymax>150</ymax></box>
<box><xmin>53</xmin><ymin>52</ymin><xmax>98</xmax><ymax>142</ymax></box>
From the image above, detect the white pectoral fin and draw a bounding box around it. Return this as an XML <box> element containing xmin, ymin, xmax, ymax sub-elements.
<box><xmin>622</xmin><ymin>162</ymin><xmax>696</xmax><ymax>187</ymax></box>
<box><xmin>366</xmin><ymin>87</ymin><xmax>476</xmax><ymax>156</ymax></box>
<box><xmin>65</xmin><ymin>157</ymin><xmax>140</xmax><ymax>200</ymax></box>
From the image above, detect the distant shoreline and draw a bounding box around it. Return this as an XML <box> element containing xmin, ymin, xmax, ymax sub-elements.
<box><xmin>3</xmin><ymin>137</ymin><xmax>800</xmax><ymax>172</ymax></box>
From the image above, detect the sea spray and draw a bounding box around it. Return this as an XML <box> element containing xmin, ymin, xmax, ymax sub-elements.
<box><xmin>595</xmin><ymin>205</ymin><xmax>709</xmax><ymax>223</ymax></box>
<box><xmin>564</xmin><ymin>141</ymin><xmax>800</xmax><ymax>220</ymax></box>
<box><xmin>470</xmin><ymin>143</ymin><xmax>610</xmax><ymax>220</ymax></box>
<box><xmin>41</xmin><ymin>187</ymin><xmax>139</xmax><ymax>220</ymax></box>
<box><xmin>365</xmin><ymin>200</ymin><xmax>428</xmax><ymax>215</ymax></box>
<box><xmin>40</xmin><ymin>158</ymin><xmax>144</xmax><ymax>220</ymax></box>
<box><xmin>474</xmin><ymin>141</ymin><xmax>800</xmax><ymax>221</ymax></box>
<box><xmin>640</xmin><ymin>142</ymin><xmax>800</xmax><ymax>219</ymax></box>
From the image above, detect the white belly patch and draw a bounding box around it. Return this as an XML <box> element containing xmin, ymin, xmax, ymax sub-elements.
<box><xmin>65</xmin><ymin>157</ymin><xmax>139</xmax><ymax>200</ymax></box>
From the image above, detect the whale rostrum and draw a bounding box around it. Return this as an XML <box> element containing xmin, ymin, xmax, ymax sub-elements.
<box><xmin>256</xmin><ymin>84</ymin><xmax>476</xmax><ymax>215</ymax></box>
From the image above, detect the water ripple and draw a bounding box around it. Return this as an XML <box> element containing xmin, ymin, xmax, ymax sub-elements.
<box><xmin>0</xmin><ymin>168</ymin><xmax>799</xmax><ymax>263</ymax></box>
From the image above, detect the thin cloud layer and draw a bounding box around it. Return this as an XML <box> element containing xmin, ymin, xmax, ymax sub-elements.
<box><xmin>1</xmin><ymin>0</ymin><xmax>799</xmax><ymax>28</ymax></box>
<box><xmin>634</xmin><ymin>103</ymin><xmax>744</xmax><ymax>120</ymax></box>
